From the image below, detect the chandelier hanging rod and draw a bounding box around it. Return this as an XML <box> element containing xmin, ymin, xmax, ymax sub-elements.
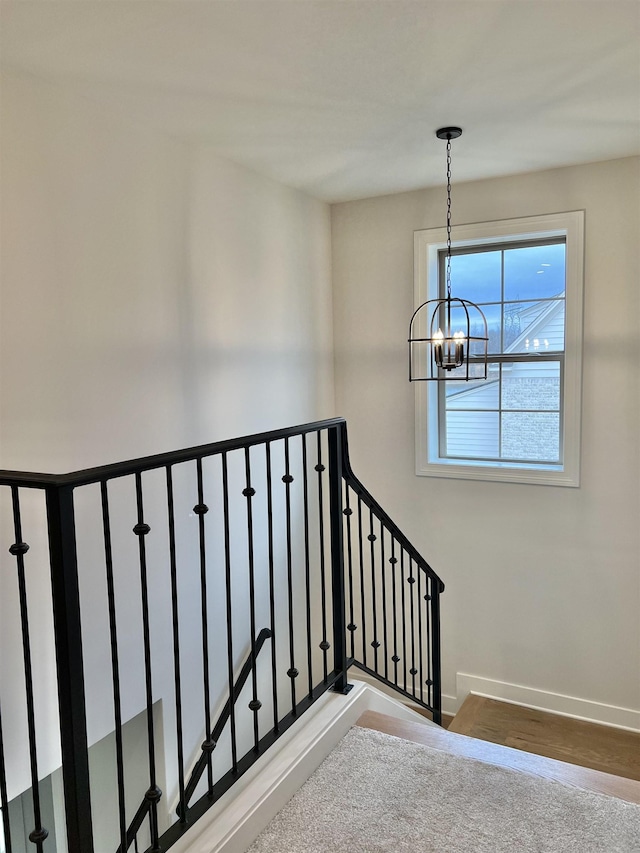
<box><xmin>408</xmin><ymin>126</ymin><xmax>488</xmax><ymax>382</ymax></box>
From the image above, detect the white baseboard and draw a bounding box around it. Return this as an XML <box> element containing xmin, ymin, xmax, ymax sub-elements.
<box><xmin>453</xmin><ymin>673</ymin><xmax>640</xmax><ymax>733</ymax></box>
<box><xmin>172</xmin><ymin>679</ymin><xmax>435</xmax><ymax>853</ymax></box>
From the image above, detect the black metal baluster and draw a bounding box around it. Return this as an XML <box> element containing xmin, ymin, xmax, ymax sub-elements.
<box><xmin>221</xmin><ymin>453</ymin><xmax>238</xmax><ymax>771</ymax></box>
<box><xmin>0</xmin><ymin>702</ymin><xmax>12</xmax><ymax>853</ymax></box>
<box><xmin>368</xmin><ymin>508</ymin><xmax>379</xmax><ymax>673</ymax></box>
<box><xmin>390</xmin><ymin>539</ymin><xmax>399</xmax><ymax>686</ymax></box>
<box><xmin>425</xmin><ymin>575</ymin><xmax>432</xmax><ymax>710</ymax></box>
<box><xmin>408</xmin><ymin>557</ymin><xmax>417</xmax><ymax>698</ymax></box>
<box><xmin>283</xmin><ymin>438</ymin><xmax>298</xmax><ymax>713</ymax></box>
<box><xmin>343</xmin><ymin>487</ymin><xmax>355</xmax><ymax>660</ymax></box>
<box><xmin>400</xmin><ymin>549</ymin><xmax>407</xmax><ymax>692</ymax></box>
<box><xmin>431</xmin><ymin>582</ymin><xmax>442</xmax><ymax>725</ymax></box>
<box><xmin>194</xmin><ymin>459</ymin><xmax>214</xmax><ymax>793</ymax></box>
<box><xmin>357</xmin><ymin>495</ymin><xmax>366</xmax><ymax>666</ymax></box>
<box><xmin>243</xmin><ymin>448</ymin><xmax>261</xmax><ymax>751</ymax></box>
<box><xmin>380</xmin><ymin>520</ymin><xmax>388</xmax><ymax>681</ymax></box>
<box><xmin>417</xmin><ymin>567</ymin><xmax>424</xmax><ymax>705</ymax></box>
<box><xmin>301</xmin><ymin>435</ymin><xmax>314</xmax><ymax>698</ymax></box>
<box><xmin>315</xmin><ymin>433</ymin><xmax>329</xmax><ymax>683</ymax></box>
<box><xmin>165</xmin><ymin>466</ymin><xmax>186</xmax><ymax>822</ymax></box>
<box><xmin>265</xmin><ymin>443</ymin><xmax>279</xmax><ymax>733</ymax></box>
<box><xmin>133</xmin><ymin>473</ymin><xmax>161</xmax><ymax>852</ymax></box>
<box><xmin>100</xmin><ymin>481</ymin><xmax>127</xmax><ymax>852</ymax></box>
<box><xmin>10</xmin><ymin>487</ymin><xmax>48</xmax><ymax>853</ymax></box>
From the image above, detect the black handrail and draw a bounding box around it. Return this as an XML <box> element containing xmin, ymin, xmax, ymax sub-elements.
<box><xmin>0</xmin><ymin>418</ymin><xmax>347</xmax><ymax>489</ymax></box>
<box><xmin>179</xmin><ymin>628</ymin><xmax>273</xmax><ymax>818</ymax></box>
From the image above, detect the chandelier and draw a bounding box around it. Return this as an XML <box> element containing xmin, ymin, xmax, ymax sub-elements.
<box><xmin>408</xmin><ymin>128</ymin><xmax>488</xmax><ymax>381</ymax></box>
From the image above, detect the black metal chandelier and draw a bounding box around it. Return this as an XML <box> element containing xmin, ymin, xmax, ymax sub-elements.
<box><xmin>408</xmin><ymin>127</ymin><xmax>488</xmax><ymax>382</ymax></box>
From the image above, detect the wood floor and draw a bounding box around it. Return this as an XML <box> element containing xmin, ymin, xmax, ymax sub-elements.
<box><xmin>358</xmin><ymin>708</ymin><xmax>640</xmax><ymax>805</ymax></box>
<box><xmin>448</xmin><ymin>694</ymin><xmax>640</xmax><ymax>782</ymax></box>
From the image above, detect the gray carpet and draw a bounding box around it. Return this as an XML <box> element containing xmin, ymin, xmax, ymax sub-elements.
<box><xmin>247</xmin><ymin>725</ymin><xmax>640</xmax><ymax>852</ymax></box>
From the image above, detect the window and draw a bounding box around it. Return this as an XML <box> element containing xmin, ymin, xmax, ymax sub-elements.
<box><xmin>414</xmin><ymin>212</ymin><xmax>584</xmax><ymax>486</ymax></box>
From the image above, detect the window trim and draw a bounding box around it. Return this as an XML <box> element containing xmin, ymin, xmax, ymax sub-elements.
<box><xmin>414</xmin><ymin>211</ymin><xmax>584</xmax><ymax>487</ymax></box>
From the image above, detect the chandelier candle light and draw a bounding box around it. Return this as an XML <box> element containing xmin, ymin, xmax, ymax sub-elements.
<box><xmin>408</xmin><ymin>127</ymin><xmax>488</xmax><ymax>381</ymax></box>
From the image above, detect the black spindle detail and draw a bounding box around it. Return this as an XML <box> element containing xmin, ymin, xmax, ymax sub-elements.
<box><xmin>265</xmin><ymin>443</ymin><xmax>279</xmax><ymax>733</ymax></box>
<box><xmin>301</xmin><ymin>435</ymin><xmax>314</xmax><ymax>698</ymax></box>
<box><xmin>195</xmin><ymin>458</ymin><xmax>214</xmax><ymax>794</ymax></box>
<box><xmin>400</xmin><ymin>549</ymin><xmax>407</xmax><ymax>692</ymax></box>
<box><xmin>283</xmin><ymin>438</ymin><xmax>297</xmax><ymax>713</ymax></box>
<box><xmin>343</xmin><ymin>488</ymin><xmax>355</xmax><ymax>659</ymax></box>
<box><xmin>408</xmin><ymin>557</ymin><xmax>416</xmax><ymax>699</ymax></box>
<box><xmin>221</xmin><ymin>453</ymin><xmax>238</xmax><ymax>770</ymax></box>
<box><xmin>316</xmin><ymin>432</ymin><xmax>329</xmax><ymax>682</ymax></box>
<box><xmin>100</xmin><ymin>481</ymin><xmax>127</xmax><ymax>852</ymax></box>
<box><xmin>368</xmin><ymin>508</ymin><xmax>379</xmax><ymax>673</ymax></box>
<box><xmin>133</xmin><ymin>473</ymin><xmax>161</xmax><ymax>851</ymax></box>
<box><xmin>10</xmin><ymin>487</ymin><xmax>48</xmax><ymax>853</ymax></box>
<box><xmin>357</xmin><ymin>495</ymin><xmax>367</xmax><ymax>666</ymax></box>
<box><xmin>379</xmin><ymin>519</ymin><xmax>388</xmax><ymax>681</ymax></box>
<box><xmin>390</xmin><ymin>544</ymin><xmax>399</xmax><ymax>686</ymax></box>
<box><xmin>244</xmin><ymin>448</ymin><xmax>261</xmax><ymax>750</ymax></box>
<box><xmin>165</xmin><ymin>466</ymin><xmax>186</xmax><ymax>823</ymax></box>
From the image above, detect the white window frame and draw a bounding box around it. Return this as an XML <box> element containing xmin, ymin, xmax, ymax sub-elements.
<box><xmin>414</xmin><ymin>211</ymin><xmax>584</xmax><ymax>487</ymax></box>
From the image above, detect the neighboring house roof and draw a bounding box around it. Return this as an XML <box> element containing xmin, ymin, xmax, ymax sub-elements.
<box><xmin>506</xmin><ymin>297</ymin><xmax>564</xmax><ymax>355</ymax></box>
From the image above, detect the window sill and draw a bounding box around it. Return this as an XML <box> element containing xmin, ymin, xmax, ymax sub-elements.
<box><xmin>417</xmin><ymin>459</ymin><xmax>579</xmax><ymax>488</ymax></box>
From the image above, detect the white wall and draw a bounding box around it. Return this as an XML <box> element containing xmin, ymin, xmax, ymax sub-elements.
<box><xmin>332</xmin><ymin>157</ymin><xmax>640</xmax><ymax>726</ymax></box>
<box><xmin>0</xmin><ymin>70</ymin><xmax>335</xmax><ymax>804</ymax></box>
<box><xmin>0</xmin><ymin>72</ymin><xmax>334</xmax><ymax>474</ymax></box>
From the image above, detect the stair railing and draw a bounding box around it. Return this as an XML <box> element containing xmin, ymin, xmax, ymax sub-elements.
<box><xmin>0</xmin><ymin>418</ymin><xmax>443</xmax><ymax>853</ymax></box>
<box><xmin>340</xmin><ymin>428</ymin><xmax>445</xmax><ymax>724</ymax></box>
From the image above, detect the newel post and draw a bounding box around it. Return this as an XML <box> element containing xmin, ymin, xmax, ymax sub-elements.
<box><xmin>46</xmin><ymin>484</ymin><xmax>94</xmax><ymax>853</ymax></box>
<box><xmin>430</xmin><ymin>583</ymin><xmax>443</xmax><ymax>726</ymax></box>
<box><xmin>327</xmin><ymin>425</ymin><xmax>352</xmax><ymax>695</ymax></box>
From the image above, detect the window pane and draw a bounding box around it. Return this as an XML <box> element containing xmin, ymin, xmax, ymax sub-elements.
<box><xmin>442</xmin><ymin>303</ymin><xmax>495</xmax><ymax>356</ymax></box>
<box><xmin>501</xmin><ymin>412</ymin><xmax>560</xmax><ymax>462</ymax></box>
<box><xmin>505</xmin><ymin>300</ymin><xmax>564</xmax><ymax>353</ymax></box>
<box><xmin>445</xmin><ymin>411</ymin><xmax>499</xmax><ymax>458</ymax></box>
<box><xmin>504</xmin><ymin>243</ymin><xmax>565</xmax><ymax>301</ymax></box>
<box><xmin>502</xmin><ymin>362</ymin><xmax>560</xmax><ymax>411</ymax></box>
<box><xmin>449</xmin><ymin>250</ymin><xmax>502</xmax><ymax>303</ymax></box>
<box><xmin>472</xmin><ymin>303</ymin><xmax>501</xmax><ymax>355</ymax></box>
<box><xmin>446</xmin><ymin>378</ymin><xmax>499</xmax><ymax>411</ymax></box>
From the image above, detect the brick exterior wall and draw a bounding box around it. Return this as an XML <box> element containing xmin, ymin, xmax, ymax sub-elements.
<box><xmin>501</xmin><ymin>376</ymin><xmax>560</xmax><ymax>461</ymax></box>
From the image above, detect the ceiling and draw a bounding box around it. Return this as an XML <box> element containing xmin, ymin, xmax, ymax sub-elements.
<box><xmin>1</xmin><ymin>1</ymin><xmax>639</xmax><ymax>203</ymax></box>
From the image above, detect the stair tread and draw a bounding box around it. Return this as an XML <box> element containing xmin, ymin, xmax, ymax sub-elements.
<box><xmin>356</xmin><ymin>709</ymin><xmax>640</xmax><ymax>805</ymax></box>
<box><xmin>448</xmin><ymin>695</ymin><xmax>640</xmax><ymax>781</ymax></box>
